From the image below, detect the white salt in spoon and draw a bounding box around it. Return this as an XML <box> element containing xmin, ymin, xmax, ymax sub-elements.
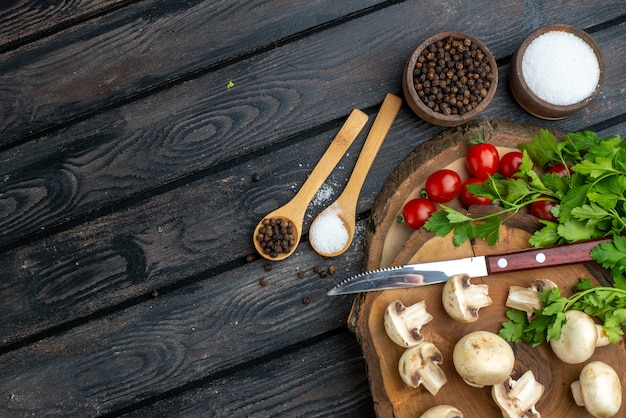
<box><xmin>309</xmin><ymin>93</ymin><xmax>402</xmax><ymax>257</ymax></box>
<box><xmin>253</xmin><ymin>109</ymin><xmax>369</xmax><ymax>261</ymax></box>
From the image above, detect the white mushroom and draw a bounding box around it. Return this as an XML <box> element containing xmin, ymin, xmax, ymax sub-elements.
<box><xmin>398</xmin><ymin>341</ymin><xmax>447</xmax><ymax>395</ymax></box>
<box><xmin>505</xmin><ymin>279</ymin><xmax>558</xmax><ymax>320</ymax></box>
<box><xmin>384</xmin><ymin>300</ymin><xmax>433</xmax><ymax>347</ymax></box>
<box><xmin>492</xmin><ymin>370</ymin><xmax>545</xmax><ymax>418</ymax></box>
<box><xmin>549</xmin><ymin>310</ymin><xmax>610</xmax><ymax>364</ymax></box>
<box><xmin>442</xmin><ymin>273</ymin><xmax>492</xmax><ymax>323</ymax></box>
<box><xmin>571</xmin><ymin>361</ymin><xmax>622</xmax><ymax>418</ymax></box>
<box><xmin>419</xmin><ymin>404</ymin><xmax>464</xmax><ymax>418</ymax></box>
<box><xmin>453</xmin><ymin>330</ymin><xmax>515</xmax><ymax>388</ymax></box>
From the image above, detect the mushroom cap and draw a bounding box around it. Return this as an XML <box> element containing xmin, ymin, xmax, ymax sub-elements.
<box><xmin>398</xmin><ymin>342</ymin><xmax>447</xmax><ymax>395</ymax></box>
<box><xmin>419</xmin><ymin>404</ymin><xmax>464</xmax><ymax>418</ymax></box>
<box><xmin>453</xmin><ymin>330</ymin><xmax>515</xmax><ymax>387</ymax></box>
<box><xmin>571</xmin><ymin>361</ymin><xmax>622</xmax><ymax>418</ymax></box>
<box><xmin>384</xmin><ymin>300</ymin><xmax>433</xmax><ymax>347</ymax></box>
<box><xmin>442</xmin><ymin>274</ymin><xmax>492</xmax><ymax>323</ymax></box>
<box><xmin>549</xmin><ymin>310</ymin><xmax>598</xmax><ymax>364</ymax></box>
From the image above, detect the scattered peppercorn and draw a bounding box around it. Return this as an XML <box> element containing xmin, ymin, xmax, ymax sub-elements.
<box><xmin>297</xmin><ymin>270</ymin><xmax>305</xmax><ymax>279</ymax></box>
<box><xmin>251</xmin><ymin>173</ymin><xmax>261</xmax><ymax>182</ymax></box>
<box><xmin>151</xmin><ymin>290</ymin><xmax>159</xmax><ymax>298</ymax></box>
<box><xmin>259</xmin><ymin>277</ymin><xmax>269</xmax><ymax>286</ymax></box>
<box><xmin>245</xmin><ymin>254</ymin><xmax>255</xmax><ymax>263</ymax></box>
<box><xmin>264</xmin><ymin>263</ymin><xmax>273</xmax><ymax>272</ymax></box>
<box><xmin>413</xmin><ymin>36</ymin><xmax>494</xmax><ymax>115</ymax></box>
<box><xmin>312</xmin><ymin>264</ymin><xmax>336</xmax><ymax>278</ymax></box>
<box><xmin>255</xmin><ymin>217</ymin><xmax>296</xmax><ymax>258</ymax></box>
<box><xmin>302</xmin><ymin>296</ymin><xmax>311</xmax><ymax>305</ymax></box>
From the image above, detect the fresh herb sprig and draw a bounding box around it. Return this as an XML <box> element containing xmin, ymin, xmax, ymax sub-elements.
<box><xmin>500</xmin><ymin>278</ymin><xmax>626</xmax><ymax>346</ymax></box>
<box><xmin>423</xmin><ymin>129</ymin><xmax>626</xmax><ymax>283</ymax></box>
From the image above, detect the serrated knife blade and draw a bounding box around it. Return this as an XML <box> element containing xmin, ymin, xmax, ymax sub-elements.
<box><xmin>327</xmin><ymin>238</ymin><xmax>612</xmax><ymax>295</ymax></box>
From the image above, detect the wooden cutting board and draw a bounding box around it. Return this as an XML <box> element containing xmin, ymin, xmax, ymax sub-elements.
<box><xmin>348</xmin><ymin>119</ymin><xmax>626</xmax><ymax>417</ymax></box>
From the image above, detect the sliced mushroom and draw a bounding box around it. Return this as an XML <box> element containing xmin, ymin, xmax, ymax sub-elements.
<box><xmin>571</xmin><ymin>361</ymin><xmax>622</xmax><ymax>418</ymax></box>
<box><xmin>492</xmin><ymin>370</ymin><xmax>544</xmax><ymax>418</ymax></box>
<box><xmin>549</xmin><ymin>310</ymin><xmax>610</xmax><ymax>364</ymax></box>
<box><xmin>419</xmin><ymin>404</ymin><xmax>464</xmax><ymax>418</ymax></box>
<box><xmin>384</xmin><ymin>300</ymin><xmax>433</xmax><ymax>347</ymax></box>
<box><xmin>453</xmin><ymin>330</ymin><xmax>515</xmax><ymax>388</ymax></box>
<box><xmin>398</xmin><ymin>341</ymin><xmax>447</xmax><ymax>395</ymax></box>
<box><xmin>442</xmin><ymin>274</ymin><xmax>492</xmax><ymax>323</ymax></box>
<box><xmin>505</xmin><ymin>279</ymin><xmax>558</xmax><ymax>320</ymax></box>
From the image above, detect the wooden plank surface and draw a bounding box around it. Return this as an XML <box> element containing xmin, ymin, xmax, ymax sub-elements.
<box><xmin>0</xmin><ymin>0</ymin><xmax>124</xmax><ymax>52</ymax></box>
<box><xmin>0</xmin><ymin>0</ymin><xmax>625</xmax><ymax>416</ymax></box>
<box><xmin>0</xmin><ymin>0</ymin><xmax>385</xmax><ymax>146</ymax></box>
<box><xmin>119</xmin><ymin>331</ymin><xmax>375</xmax><ymax>418</ymax></box>
<box><xmin>1</xmin><ymin>3</ymin><xmax>624</xmax><ymax>247</ymax></box>
<box><xmin>0</xmin><ymin>238</ymin><xmax>365</xmax><ymax>416</ymax></box>
<box><xmin>1</xmin><ymin>21</ymin><xmax>625</xmax><ymax>346</ymax></box>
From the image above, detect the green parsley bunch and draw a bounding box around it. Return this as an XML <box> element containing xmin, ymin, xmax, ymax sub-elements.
<box><xmin>424</xmin><ymin>129</ymin><xmax>626</xmax><ymax>345</ymax></box>
<box><xmin>500</xmin><ymin>278</ymin><xmax>626</xmax><ymax>345</ymax></box>
<box><xmin>424</xmin><ymin>129</ymin><xmax>626</xmax><ymax>285</ymax></box>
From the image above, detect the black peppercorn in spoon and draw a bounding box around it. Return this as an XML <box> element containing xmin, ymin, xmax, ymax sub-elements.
<box><xmin>252</xmin><ymin>109</ymin><xmax>369</xmax><ymax>261</ymax></box>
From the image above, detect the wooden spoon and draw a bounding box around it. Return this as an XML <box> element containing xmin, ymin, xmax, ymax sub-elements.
<box><xmin>309</xmin><ymin>93</ymin><xmax>403</xmax><ymax>257</ymax></box>
<box><xmin>252</xmin><ymin>109</ymin><xmax>369</xmax><ymax>261</ymax></box>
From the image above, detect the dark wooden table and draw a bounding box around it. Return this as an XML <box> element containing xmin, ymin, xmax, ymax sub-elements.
<box><xmin>1</xmin><ymin>1</ymin><xmax>624</xmax><ymax>416</ymax></box>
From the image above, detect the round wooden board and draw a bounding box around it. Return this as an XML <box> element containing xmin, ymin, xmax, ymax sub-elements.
<box><xmin>349</xmin><ymin>119</ymin><xmax>626</xmax><ymax>417</ymax></box>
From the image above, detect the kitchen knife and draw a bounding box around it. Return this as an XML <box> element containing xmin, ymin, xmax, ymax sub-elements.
<box><xmin>327</xmin><ymin>237</ymin><xmax>612</xmax><ymax>295</ymax></box>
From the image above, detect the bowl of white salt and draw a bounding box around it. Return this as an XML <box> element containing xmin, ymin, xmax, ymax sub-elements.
<box><xmin>509</xmin><ymin>24</ymin><xmax>603</xmax><ymax>120</ymax></box>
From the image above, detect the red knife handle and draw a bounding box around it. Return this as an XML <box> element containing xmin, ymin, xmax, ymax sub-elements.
<box><xmin>485</xmin><ymin>237</ymin><xmax>613</xmax><ymax>274</ymax></box>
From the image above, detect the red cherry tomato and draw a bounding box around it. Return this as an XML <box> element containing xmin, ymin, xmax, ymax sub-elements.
<box><xmin>425</xmin><ymin>169</ymin><xmax>462</xmax><ymax>203</ymax></box>
<box><xmin>460</xmin><ymin>178</ymin><xmax>492</xmax><ymax>207</ymax></box>
<box><xmin>402</xmin><ymin>198</ymin><xmax>437</xmax><ymax>229</ymax></box>
<box><xmin>546</xmin><ymin>162</ymin><xmax>571</xmax><ymax>177</ymax></box>
<box><xmin>530</xmin><ymin>196</ymin><xmax>558</xmax><ymax>222</ymax></box>
<box><xmin>499</xmin><ymin>151</ymin><xmax>524</xmax><ymax>178</ymax></box>
<box><xmin>466</xmin><ymin>143</ymin><xmax>500</xmax><ymax>180</ymax></box>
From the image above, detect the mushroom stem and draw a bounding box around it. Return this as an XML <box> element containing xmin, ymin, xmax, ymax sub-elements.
<box><xmin>398</xmin><ymin>342</ymin><xmax>447</xmax><ymax>395</ymax></box>
<box><xmin>492</xmin><ymin>370</ymin><xmax>544</xmax><ymax>418</ymax></box>
<box><xmin>505</xmin><ymin>279</ymin><xmax>558</xmax><ymax>320</ymax></box>
<box><xmin>442</xmin><ymin>274</ymin><xmax>492</xmax><ymax>323</ymax></box>
<box><xmin>595</xmin><ymin>324</ymin><xmax>611</xmax><ymax>347</ymax></box>
<box><xmin>505</xmin><ymin>285</ymin><xmax>541</xmax><ymax>312</ymax></box>
<box><xmin>384</xmin><ymin>300</ymin><xmax>433</xmax><ymax>347</ymax></box>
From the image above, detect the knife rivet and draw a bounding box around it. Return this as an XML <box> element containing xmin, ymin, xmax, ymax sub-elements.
<box><xmin>497</xmin><ymin>258</ymin><xmax>508</xmax><ymax>269</ymax></box>
<box><xmin>536</xmin><ymin>252</ymin><xmax>546</xmax><ymax>263</ymax></box>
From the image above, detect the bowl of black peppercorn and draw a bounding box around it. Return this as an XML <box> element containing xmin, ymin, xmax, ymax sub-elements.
<box><xmin>403</xmin><ymin>32</ymin><xmax>498</xmax><ymax>126</ymax></box>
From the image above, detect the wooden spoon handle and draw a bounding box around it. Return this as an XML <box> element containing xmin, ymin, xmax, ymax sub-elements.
<box><xmin>283</xmin><ymin>109</ymin><xmax>369</xmax><ymax>223</ymax></box>
<box><xmin>337</xmin><ymin>94</ymin><xmax>403</xmax><ymax>214</ymax></box>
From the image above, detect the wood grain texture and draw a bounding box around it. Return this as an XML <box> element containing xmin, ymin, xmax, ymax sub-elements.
<box><xmin>1</xmin><ymin>21</ymin><xmax>624</xmax><ymax>249</ymax></box>
<box><xmin>122</xmin><ymin>332</ymin><xmax>375</xmax><ymax>417</ymax></box>
<box><xmin>0</xmin><ymin>0</ymin><xmax>122</xmax><ymax>51</ymax></box>
<box><xmin>352</xmin><ymin>122</ymin><xmax>624</xmax><ymax>418</ymax></box>
<box><xmin>2</xmin><ymin>1</ymin><xmax>623</xmax><ymax>146</ymax></box>
<box><xmin>0</xmin><ymin>0</ymin><xmax>386</xmax><ymax>145</ymax></box>
<box><xmin>1</xmin><ymin>22</ymin><xmax>625</xmax><ymax>348</ymax></box>
<box><xmin>0</xmin><ymin>1</ymin><xmax>625</xmax><ymax>416</ymax></box>
<box><xmin>0</xmin><ymin>123</ymin><xmax>368</xmax><ymax>346</ymax></box>
<box><xmin>0</xmin><ymin>239</ymin><xmax>364</xmax><ymax>416</ymax></box>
